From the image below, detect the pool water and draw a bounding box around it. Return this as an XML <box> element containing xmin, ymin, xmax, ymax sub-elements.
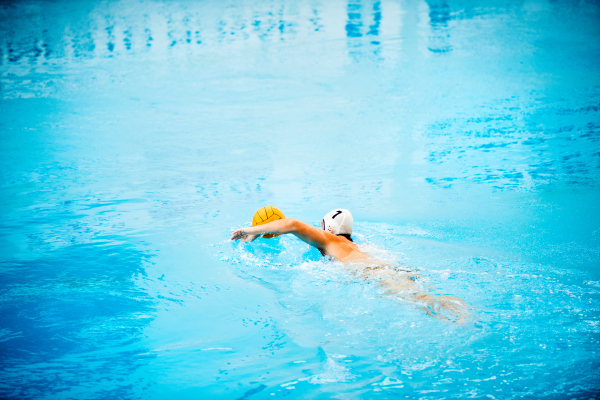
<box><xmin>1</xmin><ymin>0</ymin><xmax>599</xmax><ymax>398</ymax></box>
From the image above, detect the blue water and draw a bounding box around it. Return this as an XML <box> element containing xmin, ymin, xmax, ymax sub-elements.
<box><xmin>1</xmin><ymin>0</ymin><xmax>599</xmax><ymax>398</ymax></box>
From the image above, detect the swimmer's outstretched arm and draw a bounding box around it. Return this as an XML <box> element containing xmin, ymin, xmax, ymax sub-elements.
<box><xmin>231</xmin><ymin>218</ymin><xmax>331</xmax><ymax>249</ymax></box>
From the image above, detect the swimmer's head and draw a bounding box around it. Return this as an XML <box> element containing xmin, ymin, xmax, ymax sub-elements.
<box><xmin>322</xmin><ymin>209</ymin><xmax>353</xmax><ymax>237</ymax></box>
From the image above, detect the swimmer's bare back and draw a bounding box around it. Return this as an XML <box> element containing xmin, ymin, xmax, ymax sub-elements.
<box><xmin>231</xmin><ymin>218</ymin><xmax>470</xmax><ymax>322</ymax></box>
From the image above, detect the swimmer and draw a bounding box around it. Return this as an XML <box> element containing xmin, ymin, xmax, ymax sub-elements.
<box><xmin>231</xmin><ymin>209</ymin><xmax>469</xmax><ymax>322</ymax></box>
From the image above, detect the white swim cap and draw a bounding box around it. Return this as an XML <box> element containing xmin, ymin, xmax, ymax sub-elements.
<box><xmin>322</xmin><ymin>209</ymin><xmax>353</xmax><ymax>235</ymax></box>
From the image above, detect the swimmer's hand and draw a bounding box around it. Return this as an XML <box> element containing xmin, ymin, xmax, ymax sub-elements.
<box><xmin>231</xmin><ymin>227</ymin><xmax>259</xmax><ymax>242</ymax></box>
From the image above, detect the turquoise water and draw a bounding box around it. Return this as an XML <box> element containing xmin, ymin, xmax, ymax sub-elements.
<box><xmin>1</xmin><ymin>0</ymin><xmax>599</xmax><ymax>398</ymax></box>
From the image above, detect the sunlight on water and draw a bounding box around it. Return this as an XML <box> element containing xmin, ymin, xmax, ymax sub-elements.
<box><xmin>1</xmin><ymin>0</ymin><xmax>599</xmax><ymax>398</ymax></box>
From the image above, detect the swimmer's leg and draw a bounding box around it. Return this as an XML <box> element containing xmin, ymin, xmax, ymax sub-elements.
<box><xmin>412</xmin><ymin>293</ymin><xmax>470</xmax><ymax>323</ymax></box>
<box><xmin>365</xmin><ymin>268</ymin><xmax>470</xmax><ymax>323</ymax></box>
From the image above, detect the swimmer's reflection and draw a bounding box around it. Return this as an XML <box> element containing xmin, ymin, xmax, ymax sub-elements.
<box><xmin>231</xmin><ymin>209</ymin><xmax>470</xmax><ymax>323</ymax></box>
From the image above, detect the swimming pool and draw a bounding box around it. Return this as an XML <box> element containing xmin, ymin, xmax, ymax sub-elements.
<box><xmin>1</xmin><ymin>0</ymin><xmax>599</xmax><ymax>398</ymax></box>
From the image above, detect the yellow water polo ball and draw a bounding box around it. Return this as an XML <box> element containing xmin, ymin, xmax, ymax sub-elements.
<box><xmin>252</xmin><ymin>206</ymin><xmax>286</xmax><ymax>239</ymax></box>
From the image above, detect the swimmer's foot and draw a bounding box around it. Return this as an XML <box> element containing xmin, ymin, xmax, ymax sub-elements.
<box><xmin>426</xmin><ymin>295</ymin><xmax>471</xmax><ymax>324</ymax></box>
<box><xmin>407</xmin><ymin>292</ymin><xmax>471</xmax><ymax>323</ymax></box>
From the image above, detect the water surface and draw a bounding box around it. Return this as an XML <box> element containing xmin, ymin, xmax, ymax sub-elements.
<box><xmin>1</xmin><ymin>0</ymin><xmax>599</xmax><ymax>398</ymax></box>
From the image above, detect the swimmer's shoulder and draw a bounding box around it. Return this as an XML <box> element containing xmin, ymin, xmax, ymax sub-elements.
<box><xmin>322</xmin><ymin>234</ymin><xmax>367</xmax><ymax>262</ymax></box>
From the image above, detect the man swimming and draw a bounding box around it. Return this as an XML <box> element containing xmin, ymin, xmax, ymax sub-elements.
<box><xmin>231</xmin><ymin>209</ymin><xmax>469</xmax><ymax>322</ymax></box>
<box><xmin>231</xmin><ymin>209</ymin><xmax>365</xmax><ymax>262</ymax></box>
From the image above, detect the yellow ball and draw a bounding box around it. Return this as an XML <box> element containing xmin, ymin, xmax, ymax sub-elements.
<box><xmin>252</xmin><ymin>206</ymin><xmax>286</xmax><ymax>239</ymax></box>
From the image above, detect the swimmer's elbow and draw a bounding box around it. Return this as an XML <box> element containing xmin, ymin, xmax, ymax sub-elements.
<box><xmin>284</xmin><ymin>218</ymin><xmax>301</xmax><ymax>233</ymax></box>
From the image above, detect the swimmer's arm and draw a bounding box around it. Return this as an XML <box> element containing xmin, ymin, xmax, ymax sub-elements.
<box><xmin>231</xmin><ymin>218</ymin><xmax>331</xmax><ymax>248</ymax></box>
